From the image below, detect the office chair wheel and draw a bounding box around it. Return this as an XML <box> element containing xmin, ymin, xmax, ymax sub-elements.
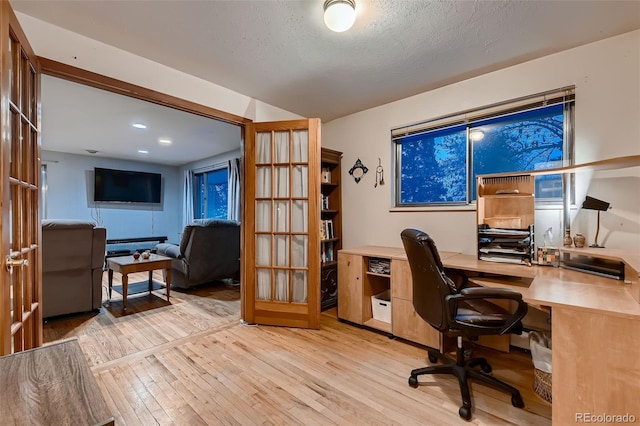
<box><xmin>480</xmin><ymin>361</ymin><xmax>492</xmax><ymax>373</ymax></box>
<box><xmin>458</xmin><ymin>406</ymin><xmax>472</xmax><ymax>420</ymax></box>
<box><xmin>511</xmin><ymin>394</ymin><xmax>525</xmax><ymax>408</ymax></box>
<box><xmin>408</xmin><ymin>376</ymin><xmax>419</xmax><ymax>388</ymax></box>
<box><xmin>428</xmin><ymin>353</ymin><xmax>438</xmax><ymax>363</ymax></box>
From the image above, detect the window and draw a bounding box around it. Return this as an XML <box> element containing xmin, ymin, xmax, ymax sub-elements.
<box><xmin>393</xmin><ymin>87</ymin><xmax>574</xmax><ymax>207</ymax></box>
<box><xmin>193</xmin><ymin>167</ymin><xmax>228</xmax><ymax>219</ymax></box>
<box><xmin>398</xmin><ymin>125</ymin><xmax>468</xmax><ymax>205</ymax></box>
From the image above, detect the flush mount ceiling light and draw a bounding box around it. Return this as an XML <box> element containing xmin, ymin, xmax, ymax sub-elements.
<box><xmin>323</xmin><ymin>0</ymin><xmax>356</xmax><ymax>32</ymax></box>
<box><xmin>132</xmin><ymin>123</ymin><xmax>147</xmax><ymax>129</ymax></box>
<box><xmin>137</xmin><ymin>149</ymin><xmax>149</xmax><ymax>154</ymax></box>
<box><xmin>158</xmin><ymin>138</ymin><xmax>172</xmax><ymax>145</ymax></box>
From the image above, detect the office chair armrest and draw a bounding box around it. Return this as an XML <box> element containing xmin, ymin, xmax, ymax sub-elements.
<box><xmin>459</xmin><ymin>287</ymin><xmax>522</xmax><ymax>299</ymax></box>
<box><xmin>445</xmin><ymin>287</ymin><xmax>528</xmax><ymax>335</ymax></box>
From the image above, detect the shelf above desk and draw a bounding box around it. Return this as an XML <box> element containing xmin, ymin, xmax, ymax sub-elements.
<box><xmin>478</xmin><ymin>154</ymin><xmax>640</xmax><ymax>178</ymax></box>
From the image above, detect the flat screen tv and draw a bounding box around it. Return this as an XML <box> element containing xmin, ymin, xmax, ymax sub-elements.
<box><xmin>94</xmin><ymin>167</ymin><xmax>161</xmax><ymax>203</ymax></box>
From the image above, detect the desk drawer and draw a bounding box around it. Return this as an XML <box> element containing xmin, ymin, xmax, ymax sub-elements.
<box><xmin>392</xmin><ymin>297</ymin><xmax>440</xmax><ymax>349</ymax></box>
<box><xmin>391</xmin><ymin>259</ymin><xmax>412</xmax><ymax>299</ymax></box>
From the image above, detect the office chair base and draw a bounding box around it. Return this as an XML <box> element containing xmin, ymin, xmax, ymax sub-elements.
<box><xmin>409</xmin><ymin>347</ymin><xmax>524</xmax><ymax>421</ymax></box>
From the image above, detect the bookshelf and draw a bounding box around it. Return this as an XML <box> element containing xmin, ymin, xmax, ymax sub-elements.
<box><xmin>320</xmin><ymin>148</ymin><xmax>342</xmax><ymax>310</ymax></box>
<box><xmin>477</xmin><ymin>174</ymin><xmax>535</xmax><ymax>265</ymax></box>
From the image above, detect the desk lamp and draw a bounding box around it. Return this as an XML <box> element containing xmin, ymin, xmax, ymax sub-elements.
<box><xmin>581</xmin><ymin>196</ymin><xmax>610</xmax><ymax>248</ymax></box>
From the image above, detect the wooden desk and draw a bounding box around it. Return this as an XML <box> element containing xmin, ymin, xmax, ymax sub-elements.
<box><xmin>338</xmin><ymin>245</ymin><xmax>640</xmax><ymax>425</ymax></box>
<box><xmin>0</xmin><ymin>339</ymin><xmax>114</xmax><ymax>425</ymax></box>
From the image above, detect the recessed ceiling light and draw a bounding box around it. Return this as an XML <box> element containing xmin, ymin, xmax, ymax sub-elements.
<box><xmin>158</xmin><ymin>138</ymin><xmax>172</xmax><ymax>145</ymax></box>
<box><xmin>138</xmin><ymin>149</ymin><xmax>149</xmax><ymax>154</ymax></box>
<box><xmin>133</xmin><ymin>123</ymin><xmax>147</xmax><ymax>129</ymax></box>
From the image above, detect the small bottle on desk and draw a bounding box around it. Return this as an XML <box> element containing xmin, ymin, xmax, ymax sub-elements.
<box><xmin>563</xmin><ymin>229</ymin><xmax>573</xmax><ymax>248</ymax></box>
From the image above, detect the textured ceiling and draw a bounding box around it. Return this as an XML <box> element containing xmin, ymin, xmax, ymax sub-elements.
<box><xmin>9</xmin><ymin>0</ymin><xmax>640</xmax><ymax>165</ymax></box>
<box><xmin>41</xmin><ymin>75</ymin><xmax>241</xmax><ymax>166</ymax></box>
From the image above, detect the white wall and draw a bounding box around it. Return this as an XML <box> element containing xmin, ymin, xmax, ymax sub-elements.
<box><xmin>324</xmin><ymin>30</ymin><xmax>640</xmax><ymax>254</ymax></box>
<box><xmin>42</xmin><ymin>151</ymin><xmax>182</xmax><ymax>242</ymax></box>
<box><xmin>16</xmin><ymin>13</ymin><xmax>303</xmax><ymax>123</ymax></box>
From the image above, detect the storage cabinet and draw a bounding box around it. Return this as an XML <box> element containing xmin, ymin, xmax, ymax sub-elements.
<box><xmin>477</xmin><ymin>174</ymin><xmax>535</xmax><ymax>265</ymax></box>
<box><xmin>390</xmin><ymin>259</ymin><xmax>441</xmax><ymax>347</ymax></box>
<box><xmin>321</xmin><ymin>148</ymin><xmax>342</xmax><ymax>310</ymax></box>
<box><xmin>337</xmin><ymin>253</ymin><xmax>363</xmax><ymax>323</ymax></box>
<box><xmin>337</xmin><ymin>247</ymin><xmax>442</xmax><ymax>350</ymax></box>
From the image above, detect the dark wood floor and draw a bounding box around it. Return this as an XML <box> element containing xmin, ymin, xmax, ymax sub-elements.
<box><xmin>43</xmin><ymin>271</ymin><xmax>551</xmax><ymax>425</ymax></box>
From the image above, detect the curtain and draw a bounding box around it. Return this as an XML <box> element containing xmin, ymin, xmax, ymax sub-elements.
<box><xmin>183</xmin><ymin>169</ymin><xmax>194</xmax><ymax>229</ymax></box>
<box><xmin>256</xmin><ymin>132</ymin><xmax>272</xmax><ymax>300</ymax></box>
<box><xmin>291</xmin><ymin>130</ymin><xmax>308</xmax><ymax>303</ymax></box>
<box><xmin>255</xmin><ymin>130</ymin><xmax>309</xmax><ymax>303</ymax></box>
<box><xmin>228</xmin><ymin>158</ymin><xmax>241</xmax><ymax>221</ymax></box>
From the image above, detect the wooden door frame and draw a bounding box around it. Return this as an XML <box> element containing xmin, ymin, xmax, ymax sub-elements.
<box><xmin>36</xmin><ymin>58</ymin><xmax>254</xmax><ymax>318</ymax></box>
<box><xmin>1</xmin><ymin>0</ymin><xmax>42</xmax><ymax>354</ymax></box>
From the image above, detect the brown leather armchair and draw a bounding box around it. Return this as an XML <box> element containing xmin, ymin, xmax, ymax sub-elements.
<box><xmin>42</xmin><ymin>220</ymin><xmax>106</xmax><ymax>318</ymax></box>
<box><xmin>400</xmin><ymin>228</ymin><xmax>528</xmax><ymax>421</ymax></box>
<box><xmin>155</xmin><ymin>219</ymin><xmax>240</xmax><ymax>289</ymax></box>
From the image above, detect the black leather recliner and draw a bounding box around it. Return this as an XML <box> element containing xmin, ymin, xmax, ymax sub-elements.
<box><xmin>400</xmin><ymin>228</ymin><xmax>528</xmax><ymax>421</ymax></box>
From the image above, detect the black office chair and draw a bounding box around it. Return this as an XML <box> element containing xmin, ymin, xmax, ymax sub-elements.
<box><xmin>400</xmin><ymin>228</ymin><xmax>528</xmax><ymax>421</ymax></box>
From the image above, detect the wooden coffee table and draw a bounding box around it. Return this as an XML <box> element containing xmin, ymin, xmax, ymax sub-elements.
<box><xmin>106</xmin><ymin>254</ymin><xmax>172</xmax><ymax>310</ymax></box>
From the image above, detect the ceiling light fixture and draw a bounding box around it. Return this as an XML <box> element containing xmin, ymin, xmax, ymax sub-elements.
<box><xmin>132</xmin><ymin>123</ymin><xmax>147</xmax><ymax>129</ymax></box>
<box><xmin>323</xmin><ymin>0</ymin><xmax>356</xmax><ymax>33</ymax></box>
<box><xmin>158</xmin><ymin>138</ymin><xmax>172</xmax><ymax>145</ymax></box>
<box><xmin>138</xmin><ymin>149</ymin><xmax>149</xmax><ymax>154</ymax></box>
<box><xmin>469</xmin><ymin>130</ymin><xmax>485</xmax><ymax>141</ymax></box>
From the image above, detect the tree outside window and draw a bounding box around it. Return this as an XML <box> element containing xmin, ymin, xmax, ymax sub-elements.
<box><xmin>399</xmin><ymin>126</ymin><xmax>467</xmax><ymax>204</ymax></box>
<box><xmin>471</xmin><ymin>104</ymin><xmax>564</xmax><ymax>201</ymax></box>
<box><xmin>395</xmin><ymin>101</ymin><xmax>570</xmax><ymax>207</ymax></box>
<box><xmin>193</xmin><ymin>168</ymin><xmax>228</xmax><ymax>219</ymax></box>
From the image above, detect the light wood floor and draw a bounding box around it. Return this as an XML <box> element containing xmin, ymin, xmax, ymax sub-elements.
<box><xmin>43</xmin><ymin>271</ymin><xmax>551</xmax><ymax>425</ymax></box>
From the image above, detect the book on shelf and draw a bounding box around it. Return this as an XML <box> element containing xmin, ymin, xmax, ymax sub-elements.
<box><xmin>320</xmin><ymin>219</ymin><xmax>334</xmax><ymax>240</ymax></box>
<box><xmin>321</xmin><ymin>194</ymin><xmax>329</xmax><ymax>210</ymax></box>
<box><xmin>321</xmin><ymin>241</ymin><xmax>335</xmax><ymax>263</ymax></box>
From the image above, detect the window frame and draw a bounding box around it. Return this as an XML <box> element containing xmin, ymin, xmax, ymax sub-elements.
<box><xmin>392</xmin><ymin>87</ymin><xmax>575</xmax><ymax>210</ymax></box>
<box><xmin>192</xmin><ymin>164</ymin><xmax>229</xmax><ymax>220</ymax></box>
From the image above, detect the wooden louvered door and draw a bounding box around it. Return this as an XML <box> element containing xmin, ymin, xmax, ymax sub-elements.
<box><xmin>243</xmin><ymin>119</ymin><xmax>321</xmax><ymax>328</ymax></box>
<box><xmin>1</xmin><ymin>0</ymin><xmax>42</xmax><ymax>355</ymax></box>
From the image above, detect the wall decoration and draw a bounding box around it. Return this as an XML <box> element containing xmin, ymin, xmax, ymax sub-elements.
<box><xmin>374</xmin><ymin>157</ymin><xmax>385</xmax><ymax>188</ymax></box>
<box><xmin>348</xmin><ymin>158</ymin><xmax>368</xmax><ymax>183</ymax></box>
